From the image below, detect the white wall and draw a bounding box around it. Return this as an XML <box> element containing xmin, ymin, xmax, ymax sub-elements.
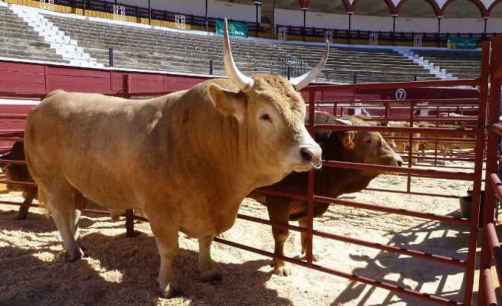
<box><xmin>207</xmin><ymin>0</ymin><xmax>257</xmax><ymax>22</ymax></box>
<box><xmin>274</xmin><ymin>8</ymin><xmax>304</xmax><ymax>27</ymax></box>
<box><xmin>396</xmin><ymin>17</ymin><xmax>438</xmax><ymax>33</ymax></box>
<box><xmin>351</xmin><ymin>15</ymin><xmax>393</xmax><ymax>31</ymax></box>
<box><xmin>441</xmin><ymin>18</ymin><xmax>484</xmax><ymax>33</ymax></box>
<box><xmin>107</xmin><ymin>0</ymin><xmax>257</xmax><ymax>21</ymax></box>
<box><xmin>307</xmin><ymin>12</ymin><xmax>349</xmax><ymax>29</ymax></box>
<box><xmin>105</xmin><ymin>0</ymin><xmax>206</xmax><ymax>15</ymax></box>
<box><xmin>486</xmin><ymin>18</ymin><xmax>502</xmax><ymax>32</ymax></box>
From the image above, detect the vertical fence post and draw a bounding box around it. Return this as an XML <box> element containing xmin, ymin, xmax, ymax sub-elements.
<box><xmin>209</xmin><ymin>59</ymin><xmax>213</xmax><ymax>75</ymax></box>
<box><xmin>306</xmin><ymin>87</ymin><xmax>316</xmax><ymax>263</ymax></box>
<box><xmin>465</xmin><ymin>40</ymin><xmax>491</xmax><ymax>306</ymax></box>
<box><xmin>108</xmin><ymin>48</ymin><xmax>114</xmax><ymax>67</ymax></box>
<box><xmin>406</xmin><ymin>100</ymin><xmax>414</xmax><ymax>193</ymax></box>
<box><xmin>287</xmin><ymin>65</ymin><xmax>291</xmax><ymax>80</ymax></box>
<box><xmin>479</xmin><ymin>38</ymin><xmax>502</xmax><ymax>306</ymax></box>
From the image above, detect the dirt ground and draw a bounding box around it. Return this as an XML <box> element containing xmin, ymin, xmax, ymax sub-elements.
<box><xmin>0</xmin><ymin>160</ymin><xmax>483</xmax><ymax>306</ymax></box>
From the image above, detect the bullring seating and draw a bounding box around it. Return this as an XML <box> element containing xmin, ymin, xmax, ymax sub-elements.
<box><xmin>0</xmin><ymin>6</ymin><xmax>64</xmax><ymax>63</ymax></box>
<box><xmin>412</xmin><ymin>49</ymin><xmax>481</xmax><ymax>79</ymax></box>
<box><xmin>42</xmin><ymin>12</ymin><xmax>436</xmax><ymax>83</ymax></box>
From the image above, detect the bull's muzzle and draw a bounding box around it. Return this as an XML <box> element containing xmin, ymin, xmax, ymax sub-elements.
<box><xmin>300</xmin><ymin>146</ymin><xmax>322</xmax><ymax>170</ymax></box>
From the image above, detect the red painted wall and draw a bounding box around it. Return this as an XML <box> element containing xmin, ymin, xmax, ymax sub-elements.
<box><xmin>0</xmin><ymin>61</ymin><xmax>211</xmax><ymax>97</ymax></box>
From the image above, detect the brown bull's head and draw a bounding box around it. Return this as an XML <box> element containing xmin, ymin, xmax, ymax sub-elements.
<box><xmin>318</xmin><ymin>116</ymin><xmax>403</xmax><ymax>176</ymax></box>
<box><xmin>206</xmin><ymin>19</ymin><xmax>329</xmax><ymax>183</ymax></box>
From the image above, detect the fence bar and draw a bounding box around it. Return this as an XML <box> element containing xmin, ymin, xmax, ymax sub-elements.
<box><xmin>323</xmin><ymin>160</ymin><xmax>474</xmax><ymax>181</ymax></box>
<box><xmin>315</xmin><ymin>196</ymin><xmax>469</xmax><ymax>225</ymax></box>
<box><xmin>308</xmin><ymin>78</ymin><xmax>478</xmax><ymax>91</ymax></box>
<box><xmin>365</xmin><ymin>187</ymin><xmax>462</xmax><ymax>199</ymax></box>
<box><xmin>0</xmin><ymin>179</ymin><xmax>36</xmax><ymax>186</ymax></box>
<box><xmin>311</xmin><ymin>228</ymin><xmax>466</xmax><ymax>267</ymax></box>
<box><xmin>316</xmin><ymin>124</ymin><xmax>476</xmax><ymax>136</ymax></box>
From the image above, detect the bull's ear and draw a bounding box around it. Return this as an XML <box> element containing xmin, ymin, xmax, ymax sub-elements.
<box><xmin>207</xmin><ymin>83</ymin><xmax>245</xmax><ymax>122</ymax></box>
<box><xmin>342</xmin><ymin>132</ymin><xmax>356</xmax><ymax>150</ymax></box>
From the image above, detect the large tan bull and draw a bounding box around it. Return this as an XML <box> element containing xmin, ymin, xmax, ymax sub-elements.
<box><xmin>24</xmin><ymin>20</ymin><xmax>327</xmax><ymax>297</ymax></box>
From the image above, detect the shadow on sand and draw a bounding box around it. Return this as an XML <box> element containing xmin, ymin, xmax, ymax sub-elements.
<box><xmin>329</xmin><ymin>217</ymin><xmax>473</xmax><ymax>306</ymax></box>
<box><xmin>0</xmin><ymin>208</ymin><xmax>292</xmax><ymax>306</ymax></box>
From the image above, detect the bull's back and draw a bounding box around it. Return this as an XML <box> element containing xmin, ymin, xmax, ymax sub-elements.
<box><xmin>25</xmin><ymin>91</ymin><xmax>163</xmax><ymax>209</ymax></box>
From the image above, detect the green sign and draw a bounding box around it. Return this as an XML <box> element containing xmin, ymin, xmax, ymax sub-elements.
<box><xmin>447</xmin><ymin>36</ymin><xmax>479</xmax><ymax>49</ymax></box>
<box><xmin>215</xmin><ymin>19</ymin><xmax>248</xmax><ymax>38</ymax></box>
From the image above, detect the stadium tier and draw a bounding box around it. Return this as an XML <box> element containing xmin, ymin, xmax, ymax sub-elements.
<box><xmin>412</xmin><ymin>49</ymin><xmax>481</xmax><ymax>80</ymax></box>
<box><xmin>41</xmin><ymin>12</ymin><xmax>439</xmax><ymax>83</ymax></box>
<box><xmin>0</xmin><ymin>6</ymin><xmax>63</xmax><ymax>63</ymax></box>
<box><xmin>0</xmin><ymin>3</ymin><xmax>485</xmax><ymax>83</ymax></box>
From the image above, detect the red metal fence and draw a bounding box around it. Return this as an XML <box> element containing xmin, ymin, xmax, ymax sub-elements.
<box><xmin>478</xmin><ymin>37</ymin><xmax>502</xmax><ymax>306</ymax></box>
<box><xmin>0</xmin><ymin>41</ymin><xmax>499</xmax><ymax>305</ymax></box>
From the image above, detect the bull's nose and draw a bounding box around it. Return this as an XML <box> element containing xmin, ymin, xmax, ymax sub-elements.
<box><xmin>300</xmin><ymin>146</ymin><xmax>322</xmax><ymax>169</ymax></box>
<box><xmin>396</xmin><ymin>155</ymin><xmax>404</xmax><ymax>167</ymax></box>
<box><xmin>300</xmin><ymin>147</ymin><xmax>313</xmax><ymax>162</ymax></box>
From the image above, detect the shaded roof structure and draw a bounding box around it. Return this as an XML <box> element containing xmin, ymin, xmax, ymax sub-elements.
<box><xmin>227</xmin><ymin>0</ymin><xmax>502</xmax><ymax>16</ymax></box>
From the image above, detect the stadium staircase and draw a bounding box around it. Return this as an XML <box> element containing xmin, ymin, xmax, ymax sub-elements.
<box><xmin>411</xmin><ymin>49</ymin><xmax>481</xmax><ymax>80</ymax></box>
<box><xmin>0</xmin><ymin>2</ymin><xmax>64</xmax><ymax>63</ymax></box>
<box><xmin>9</xmin><ymin>4</ymin><xmax>102</xmax><ymax>68</ymax></box>
<box><xmin>394</xmin><ymin>48</ymin><xmax>456</xmax><ymax>80</ymax></box>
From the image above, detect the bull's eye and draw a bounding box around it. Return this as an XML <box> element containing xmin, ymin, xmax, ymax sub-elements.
<box><xmin>260</xmin><ymin>113</ymin><xmax>272</xmax><ymax>122</ymax></box>
<box><xmin>366</xmin><ymin>138</ymin><xmax>372</xmax><ymax>144</ymax></box>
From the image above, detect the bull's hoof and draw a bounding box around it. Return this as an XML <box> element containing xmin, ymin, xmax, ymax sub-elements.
<box><xmin>300</xmin><ymin>252</ymin><xmax>319</xmax><ymax>262</ymax></box>
<box><xmin>200</xmin><ymin>269</ymin><xmax>223</xmax><ymax>283</ymax></box>
<box><xmin>15</xmin><ymin>213</ymin><xmax>28</xmax><ymax>220</ymax></box>
<box><xmin>273</xmin><ymin>265</ymin><xmax>291</xmax><ymax>276</ymax></box>
<box><xmin>159</xmin><ymin>284</ymin><xmax>179</xmax><ymax>298</ymax></box>
<box><xmin>66</xmin><ymin>247</ymin><xmax>86</xmax><ymax>262</ymax></box>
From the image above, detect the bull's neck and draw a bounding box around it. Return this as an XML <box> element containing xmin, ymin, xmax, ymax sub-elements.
<box><xmin>159</xmin><ymin>92</ymin><xmax>257</xmax><ymax>201</ymax></box>
<box><xmin>319</xmin><ymin>167</ymin><xmax>375</xmax><ymax>198</ymax></box>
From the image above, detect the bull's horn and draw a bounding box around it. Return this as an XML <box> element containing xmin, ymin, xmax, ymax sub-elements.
<box><xmin>334</xmin><ymin>118</ymin><xmax>352</xmax><ymax>126</ymax></box>
<box><xmin>290</xmin><ymin>40</ymin><xmax>330</xmax><ymax>91</ymax></box>
<box><xmin>223</xmin><ymin>18</ymin><xmax>254</xmax><ymax>91</ymax></box>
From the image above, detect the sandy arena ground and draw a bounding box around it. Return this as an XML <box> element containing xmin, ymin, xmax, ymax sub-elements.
<box><xmin>0</xmin><ymin>160</ymin><xmax>487</xmax><ymax>306</ymax></box>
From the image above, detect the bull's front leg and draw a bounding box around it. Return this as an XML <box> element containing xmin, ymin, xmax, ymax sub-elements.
<box><xmin>198</xmin><ymin>235</ymin><xmax>222</xmax><ymax>282</ymax></box>
<box><xmin>150</xmin><ymin>220</ymin><xmax>179</xmax><ymax>298</ymax></box>
<box><xmin>266</xmin><ymin>197</ymin><xmax>292</xmax><ymax>276</ymax></box>
<box><xmin>299</xmin><ymin>217</ymin><xmax>318</xmax><ymax>262</ymax></box>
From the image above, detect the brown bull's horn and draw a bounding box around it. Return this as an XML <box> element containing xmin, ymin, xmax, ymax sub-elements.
<box><xmin>223</xmin><ymin>18</ymin><xmax>254</xmax><ymax>91</ymax></box>
<box><xmin>290</xmin><ymin>40</ymin><xmax>330</xmax><ymax>91</ymax></box>
<box><xmin>334</xmin><ymin>118</ymin><xmax>352</xmax><ymax>126</ymax></box>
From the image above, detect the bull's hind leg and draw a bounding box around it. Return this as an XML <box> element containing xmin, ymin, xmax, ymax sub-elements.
<box><xmin>41</xmin><ymin>182</ymin><xmax>84</xmax><ymax>261</ymax></box>
<box><xmin>198</xmin><ymin>235</ymin><xmax>222</xmax><ymax>282</ymax></box>
<box><xmin>16</xmin><ymin>191</ymin><xmax>35</xmax><ymax>220</ymax></box>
